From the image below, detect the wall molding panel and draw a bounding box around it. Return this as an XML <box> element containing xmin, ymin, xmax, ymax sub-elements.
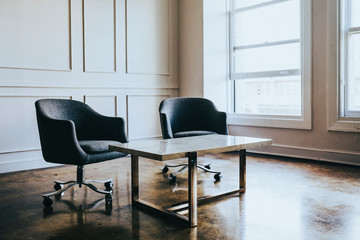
<box><xmin>126</xmin><ymin>94</ymin><xmax>170</xmax><ymax>140</ymax></box>
<box><xmin>126</xmin><ymin>0</ymin><xmax>170</xmax><ymax>75</ymax></box>
<box><xmin>83</xmin><ymin>0</ymin><xmax>116</xmax><ymax>73</ymax></box>
<box><xmin>84</xmin><ymin>95</ymin><xmax>117</xmax><ymax>117</ymax></box>
<box><xmin>0</xmin><ymin>95</ymin><xmax>72</xmax><ymax>154</ymax></box>
<box><xmin>0</xmin><ymin>0</ymin><xmax>179</xmax><ymax>173</ymax></box>
<box><xmin>0</xmin><ymin>0</ymin><xmax>178</xmax><ymax>89</ymax></box>
<box><xmin>0</xmin><ymin>0</ymin><xmax>72</xmax><ymax>71</ymax></box>
<box><xmin>0</xmin><ymin>89</ymin><xmax>177</xmax><ymax>173</ymax></box>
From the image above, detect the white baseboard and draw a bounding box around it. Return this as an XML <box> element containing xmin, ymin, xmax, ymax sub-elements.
<box><xmin>0</xmin><ymin>159</ymin><xmax>60</xmax><ymax>174</ymax></box>
<box><xmin>248</xmin><ymin>144</ymin><xmax>360</xmax><ymax>166</ymax></box>
<box><xmin>1</xmin><ymin>144</ymin><xmax>360</xmax><ymax>174</ymax></box>
<box><xmin>0</xmin><ymin>150</ymin><xmax>60</xmax><ymax>174</ymax></box>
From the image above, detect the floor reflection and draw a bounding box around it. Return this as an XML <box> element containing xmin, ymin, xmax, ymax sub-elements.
<box><xmin>1</xmin><ymin>153</ymin><xmax>360</xmax><ymax>239</ymax></box>
<box><xmin>301</xmin><ymin>195</ymin><xmax>360</xmax><ymax>240</ymax></box>
<box><xmin>43</xmin><ymin>188</ymin><xmax>112</xmax><ymax>223</ymax></box>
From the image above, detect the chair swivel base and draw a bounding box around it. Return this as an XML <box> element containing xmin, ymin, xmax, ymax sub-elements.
<box><xmin>161</xmin><ymin>163</ymin><xmax>222</xmax><ymax>184</ymax></box>
<box><xmin>42</xmin><ymin>166</ymin><xmax>113</xmax><ymax>207</ymax></box>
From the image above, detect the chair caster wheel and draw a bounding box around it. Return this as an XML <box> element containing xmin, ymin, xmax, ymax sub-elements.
<box><xmin>162</xmin><ymin>165</ymin><xmax>169</xmax><ymax>173</ymax></box>
<box><xmin>205</xmin><ymin>164</ymin><xmax>211</xmax><ymax>170</ymax></box>
<box><xmin>54</xmin><ymin>183</ymin><xmax>63</xmax><ymax>191</ymax></box>
<box><xmin>169</xmin><ymin>174</ymin><xmax>176</xmax><ymax>184</ymax></box>
<box><xmin>105</xmin><ymin>203</ymin><xmax>113</xmax><ymax>215</ymax></box>
<box><xmin>105</xmin><ymin>181</ymin><xmax>114</xmax><ymax>191</ymax></box>
<box><xmin>214</xmin><ymin>173</ymin><xmax>222</xmax><ymax>182</ymax></box>
<box><xmin>43</xmin><ymin>206</ymin><xmax>53</xmax><ymax>215</ymax></box>
<box><xmin>105</xmin><ymin>194</ymin><xmax>112</xmax><ymax>205</ymax></box>
<box><xmin>55</xmin><ymin>194</ymin><xmax>62</xmax><ymax>201</ymax></box>
<box><xmin>43</xmin><ymin>196</ymin><xmax>53</xmax><ymax>207</ymax></box>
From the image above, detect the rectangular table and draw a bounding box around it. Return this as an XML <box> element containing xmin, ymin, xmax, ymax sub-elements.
<box><xmin>109</xmin><ymin>134</ymin><xmax>272</xmax><ymax>227</ymax></box>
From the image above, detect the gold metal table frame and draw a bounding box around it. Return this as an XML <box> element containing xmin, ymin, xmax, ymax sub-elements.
<box><xmin>110</xmin><ymin>135</ymin><xmax>272</xmax><ymax>228</ymax></box>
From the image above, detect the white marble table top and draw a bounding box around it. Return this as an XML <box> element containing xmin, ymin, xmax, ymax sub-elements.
<box><xmin>109</xmin><ymin>135</ymin><xmax>272</xmax><ymax>161</ymax></box>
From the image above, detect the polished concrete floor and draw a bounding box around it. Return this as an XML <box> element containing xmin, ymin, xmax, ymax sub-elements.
<box><xmin>0</xmin><ymin>152</ymin><xmax>360</xmax><ymax>240</ymax></box>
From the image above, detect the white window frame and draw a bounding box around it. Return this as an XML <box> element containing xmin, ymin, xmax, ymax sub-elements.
<box><xmin>328</xmin><ymin>0</ymin><xmax>360</xmax><ymax>132</ymax></box>
<box><xmin>227</xmin><ymin>0</ymin><xmax>312</xmax><ymax>129</ymax></box>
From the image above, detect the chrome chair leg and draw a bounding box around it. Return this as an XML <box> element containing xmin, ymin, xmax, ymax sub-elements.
<box><xmin>43</xmin><ymin>182</ymin><xmax>78</xmax><ymax>198</ymax></box>
<box><xmin>168</xmin><ymin>165</ymin><xmax>189</xmax><ymax>184</ymax></box>
<box><xmin>42</xmin><ymin>166</ymin><xmax>113</xmax><ymax>207</ymax></box>
<box><xmin>162</xmin><ymin>162</ymin><xmax>222</xmax><ymax>183</ymax></box>
<box><xmin>84</xmin><ymin>178</ymin><xmax>112</xmax><ymax>184</ymax></box>
<box><xmin>84</xmin><ymin>179</ymin><xmax>114</xmax><ymax>190</ymax></box>
<box><xmin>54</xmin><ymin>180</ymin><xmax>76</xmax><ymax>185</ymax></box>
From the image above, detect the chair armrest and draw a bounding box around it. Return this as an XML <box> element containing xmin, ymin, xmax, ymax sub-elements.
<box><xmin>37</xmin><ymin>116</ymin><xmax>87</xmax><ymax>165</ymax></box>
<box><xmin>160</xmin><ymin>113</ymin><xmax>173</xmax><ymax>139</ymax></box>
<box><xmin>88</xmin><ymin>115</ymin><xmax>128</xmax><ymax>143</ymax></box>
<box><xmin>214</xmin><ymin>111</ymin><xmax>228</xmax><ymax>135</ymax></box>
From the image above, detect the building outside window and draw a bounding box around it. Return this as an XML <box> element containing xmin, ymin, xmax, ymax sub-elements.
<box><xmin>228</xmin><ymin>0</ymin><xmax>311</xmax><ymax>129</ymax></box>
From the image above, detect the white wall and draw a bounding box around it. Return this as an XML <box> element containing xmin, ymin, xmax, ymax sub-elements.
<box><xmin>179</xmin><ymin>0</ymin><xmax>229</xmax><ymax>112</ymax></box>
<box><xmin>0</xmin><ymin>0</ymin><xmax>179</xmax><ymax>173</ymax></box>
<box><xmin>179</xmin><ymin>0</ymin><xmax>204</xmax><ymax>98</ymax></box>
<box><xmin>203</xmin><ymin>0</ymin><xmax>229</xmax><ymax>111</ymax></box>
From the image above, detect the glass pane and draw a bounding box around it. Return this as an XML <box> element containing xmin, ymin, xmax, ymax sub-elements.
<box><xmin>348</xmin><ymin>0</ymin><xmax>360</xmax><ymax>28</ymax></box>
<box><xmin>233</xmin><ymin>0</ymin><xmax>273</xmax><ymax>9</ymax></box>
<box><xmin>346</xmin><ymin>33</ymin><xmax>360</xmax><ymax>112</ymax></box>
<box><xmin>234</xmin><ymin>43</ymin><xmax>300</xmax><ymax>73</ymax></box>
<box><xmin>235</xmin><ymin>76</ymin><xmax>301</xmax><ymax>116</ymax></box>
<box><xmin>233</xmin><ymin>0</ymin><xmax>300</xmax><ymax>46</ymax></box>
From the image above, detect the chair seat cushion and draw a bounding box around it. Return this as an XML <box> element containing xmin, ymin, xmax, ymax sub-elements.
<box><xmin>174</xmin><ymin>131</ymin><xmax>217</xmax><ymax>138</ymax></box>
<box><xmin>79</xmin><ymin>140</ymin><xmax>121</xmax><ymax>154</ymax></box>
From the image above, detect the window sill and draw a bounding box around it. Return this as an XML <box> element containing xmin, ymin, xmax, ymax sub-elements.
<box><xmin>227</xmin><ymin>113</ymin><xmax>312</xmax><ymax>130</ymax></box>
<box><xmin>328</xmin><ymin>119</ymin><xmax>360</xmax><ymax>133</ymax></box>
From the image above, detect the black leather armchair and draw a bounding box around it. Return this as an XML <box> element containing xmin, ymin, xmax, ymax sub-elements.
<box><xmin>35</xmin><ymin>99</ymin><xmax>128</xmax><ymax>207</ymax></box>
<box><xmin>159</xmin><ymin>97</ymin><xmax>228</xmax><ymax>183</ymax></box>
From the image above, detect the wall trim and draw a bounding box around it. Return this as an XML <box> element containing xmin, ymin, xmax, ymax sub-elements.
<box><xmin>0</xmin><ymin>150</ymin><xmax>60</xmax><ymax>174</ymax></box>
<box><xmin>2</xmin><ymin>141</ymin><xmax>359</xmax><ymax>174</ymax></box>
<box><xmin>249</xmin><ymin>143</ymin><xmax>360</xmax><ymax>166</ymax></box>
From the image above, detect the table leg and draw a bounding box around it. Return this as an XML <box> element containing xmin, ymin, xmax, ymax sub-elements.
<box><xmin>131</xmin><ymin>154</ymin><xmax>139</xmax><ymax>203</ymax></box>
<box><xmin>239</xmin><ymin>149</ymin><xmax>246</xmax><ymax>191</ymax></box>
<box><xmin>188</xmin><ymin>152</ymin><xmax>197</xmax><ymax>227</ymax></box>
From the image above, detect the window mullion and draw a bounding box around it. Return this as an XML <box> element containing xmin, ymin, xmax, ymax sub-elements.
<box><xmin>232</xmin><ymin>69</ymin><xmax>300</xmax><ymax>80</ymax></box>
<box><xmin>232</xmin><ymin>0</ymin><xmax>293</xmax><ymax>14</ymax></box>
<box><xmin>233</xmin><ymin>39</ymin><xmax>300</xmax><ymax>51</ymax></box>
<box><xmin>347</xmin><ymin>28</ymin><xmax>360</xmax><ymax>35</ymax></box>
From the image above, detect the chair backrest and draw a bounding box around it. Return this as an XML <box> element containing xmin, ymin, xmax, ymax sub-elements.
<box><xmin>35</xmin><ymin>98</ymin><xmax>128</xmax><ymax>165</ymax></box>
<box><xmin>35</xmin><ymin>99</ymin><xmax>97</xmax><ymax>140</ymax></box>
<box><xmin>36</xmin><ymin>98</ymin><xmax>91</xmax><ymax>119</ymax></box>
<box><xmin>159</xmin><ymin>97</ymin><xmax>226</xmax><ymax>138</ymax></box>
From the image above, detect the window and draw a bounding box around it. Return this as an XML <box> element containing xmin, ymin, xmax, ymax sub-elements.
<box><xmin>329</xmin><ymin>0</ymin><xmax>360</xmax><ymax>132</ymax></box>
<box><xmin>340</xmin><ymin>0</ymin><xmax>360</xmax><ymax>118</ymax></box>
<box><xmin>228</xmin><ymin>0</ymin><xmax>311</xmax><ymax>129</ymax></box>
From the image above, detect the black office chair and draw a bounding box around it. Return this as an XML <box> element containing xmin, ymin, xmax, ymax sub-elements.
<box><xmin>35</xmin><ymin>99</ymin><xmax>128</xmax><ymax>207</ymax></box>
<box><xmin>159</xmin><ymin>97</ymin><xmax>228</xmax><ymax>183</ymax></box>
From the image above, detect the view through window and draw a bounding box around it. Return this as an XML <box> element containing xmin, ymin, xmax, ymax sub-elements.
<box><xmin>341</xmin><ymin>0</ymin><xmax>360</xmax><ymax>117</ymax></box>
<box><xmin>230</xmin><ymin>0</ymin><xmax>302</xmax><ymax>116</ymax></box>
